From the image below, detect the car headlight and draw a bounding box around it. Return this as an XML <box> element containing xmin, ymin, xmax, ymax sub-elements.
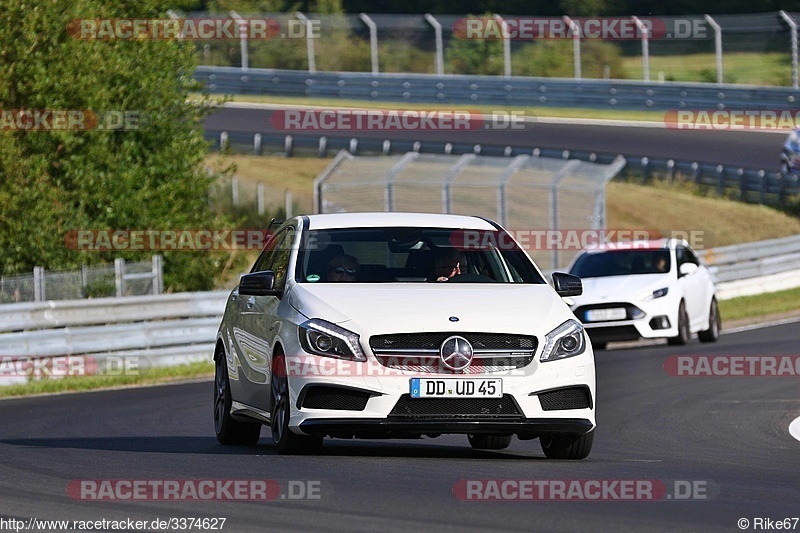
<box><xmin>540</xmin><ymin>319</ymin><xmax>587</xmax><ymax>362</ymax></box>
<box><xmin>298</xmin><ymin>319</ymin><xmax>366</xmax><ymax>362</ymax></box>
<box><xmin>638</xmin><ymin>287</ymin><xmax>669</xmax><ymax>301</ymax></box>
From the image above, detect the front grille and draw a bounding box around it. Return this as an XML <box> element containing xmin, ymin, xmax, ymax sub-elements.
<box><xmin>371</xmin><ymin>332</ymin><xmax>536</xmax><ymax>352</ymax></box>
<box><xmin>300</xmin><ymin>386</ymin><xmax>371</xmax><ymax>411</ymax></box>
<box><xmin>585</xmin><ymin>325</ymin><xmax>640</xmax><ymax>342</ymax></box>
<box><xmin>537</xmin><ymin>387</ymin><xmax>592</xmax><ymax>411</ymax></box>
<box><xmin>373</xmin><ymin>356</ymin><xmax>533</xmax><ymax>374</ymax></box>
<box><xmin>573</xmin><ymin>303</ymin><xmax>644</xmax><ymax>323</ymax></box>
<box><xmin>389</xmin><ymin>394</ymin><xmax>523</xmax><ymax>419</ymax></box>
<box><xmin>370</xmin><ymin>333</ymin><xmax>537</xmax><ymax>373</ymax></box>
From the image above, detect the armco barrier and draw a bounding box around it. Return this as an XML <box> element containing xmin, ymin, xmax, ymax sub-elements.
<box><xmin>196</xmin><ymin>66</ymin><xmax>800</xmax><ymax>112</ymax></box>
<box><xmin>0</xmin><ymin>234</ymin><xmax>798</xmax><ymax>382</ymax></box>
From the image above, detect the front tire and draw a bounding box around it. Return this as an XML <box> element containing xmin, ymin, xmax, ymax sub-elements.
<box><xmin>468</xmin><ymin>434</ymin><xmax>512</xmax><ymax>450</ymax></box>
<box><xmin>271</xmin><ymin>354</ymin><xmax>323</xmax><ymax>455</ymax></box>
<box><xmin>540</xmin><ymin>430</ymin><xmax>594</xmax><ymax>460</ymax></box>
<box><xmin>667</xmin><ymin>301</ymin><xmax>690</xmax><ymax>346</ymax></box>
<box><xmin>698</xmin><ymin>297</ymin><xmax>721</xmax><ymax>343</ymax></box>
<box><xmin>214</xmin><ymin>353</ymin><xmax>261</xmax><ymax>445</ymax></box>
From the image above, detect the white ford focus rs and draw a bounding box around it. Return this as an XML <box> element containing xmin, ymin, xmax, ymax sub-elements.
<box><xmin>567</xmin><ymin>239</ymin><xmax>720</xmax><ymax>350</ymax></box>
<box><xmin>214</xmin><ymin>212</ymin><xmax>596</xmax><ymax>459</ymax></box>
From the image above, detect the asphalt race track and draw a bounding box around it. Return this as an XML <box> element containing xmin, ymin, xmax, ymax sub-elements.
<box><xmin>1</xmin><ymin>322</ymin><xmax>798</xmax><ymax>532</ymax></box>
<box><xmin>204</xmin><ymin>106</ymin><xmax>785</xmax><ymax>171</ymax></box>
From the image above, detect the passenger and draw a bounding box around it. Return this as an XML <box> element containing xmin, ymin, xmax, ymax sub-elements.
<box><xmin>433</xmin><ymin>250</ymin><xmax>466</xmax><ymax>282</ymax></box>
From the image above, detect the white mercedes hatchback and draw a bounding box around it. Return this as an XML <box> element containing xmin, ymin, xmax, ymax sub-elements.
<box><xmin>567</xmin><ymin>239</ymin><xmax>720</xmax><ymax>350</ymax></box>
<box><xmin>214</xmin><ymin>213</ymin><xmax>596</xmax><ymax>459</ymax></box>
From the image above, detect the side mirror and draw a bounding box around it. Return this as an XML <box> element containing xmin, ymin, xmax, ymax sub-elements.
<box><xmin>239</xmin><ymin>271</ymin><xmax>280</xmax><ymax>297</ymax></box>
<box><xmin>679</xmin><ymin>263</ymin><xmax>698</xmax><ymax>277</ymax></box>
<box><xmin>552</xmin><ymin>272</ymin><xmax>583</xmax><ymax>297</ymax></box>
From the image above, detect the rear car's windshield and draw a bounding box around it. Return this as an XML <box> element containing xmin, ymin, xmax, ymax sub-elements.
<box><xmin>569</xmin><ymin>249</ymin><xmax>671</xmax><ymax>278</ymax></box>
<box><xmin>295</xmin><ymin>227</ymin><xmax>546</xmax><ymax>284</ymax></box>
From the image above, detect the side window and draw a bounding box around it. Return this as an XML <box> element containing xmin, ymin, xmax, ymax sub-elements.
<box><xmin>251</xmin><ymin>229</ymin><xmax>286</xmax><ymax>273</ymax></box>
<box><xmin>675</xmin><ymin>246</ymin><xmax>687</xmax><ymax>267</ymax></box>
<box><xmin>271</xmin><ymin>228</ymin><xmax>296</xmax><ymax>291</ymax></box>
<box><xmin>683</xmin><ymin>247</ymin><xmax>700</xmax><ymax>266</ymax></box>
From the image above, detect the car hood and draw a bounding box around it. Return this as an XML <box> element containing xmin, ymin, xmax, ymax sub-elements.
<box><xmin>288</xmin><ymin>283</ymin><xmax>572</xmax><ymax>334</ymax></box>
<box><xmin>569</xmin><ymin>274</ymin><xmax>672</xmax><ymax>306</ymax></box>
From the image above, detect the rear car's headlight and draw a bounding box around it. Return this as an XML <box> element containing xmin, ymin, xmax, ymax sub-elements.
<box><xmin>298</xmin><ymin>319</ymin><xmax>366</xmax><ymax>362</ymax></box>
<box><xmin>638</xmin><ymin>287</ymin><xmax>669</xmax><ymax>301</ymax></box>
<box><xmin>540</xmin><ymin>319</ymin><xmax>587</xmax><ymax>362</ymax></box>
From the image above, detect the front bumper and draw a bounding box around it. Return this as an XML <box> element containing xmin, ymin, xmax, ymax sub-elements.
<box><xmin>284</xmin><ymin>348</ymin><xmax>596</xmax><ymax>438</ymax></box>
<box><xmin>575</xmin><ymin>296</ymin><xmax>679</xmax><ymax>342</ymax></box>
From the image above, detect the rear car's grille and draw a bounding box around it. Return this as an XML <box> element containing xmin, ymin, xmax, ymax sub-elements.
<box><xmin>537</xmin><ymin>387</ymin><xmax>592</xmax><ymax>411</ymax></box>
<box><xmin>389</xmin><ymin>394</ymin><xmax>523</xmax><ymax>419</ymax></box>
<box><xmin>300</xmin><ymin>386</ymin><xmax>371</xmax><ymax>411</ymax></box>
<box><xmin>573</xmin><ymin>303</ymin><xmax>644</xmax><ymax>323</ymax></box>
<box><xmin>370</xmin><ymin>333</ymin><xmax>537</xmax><ymax>373</ymax></box>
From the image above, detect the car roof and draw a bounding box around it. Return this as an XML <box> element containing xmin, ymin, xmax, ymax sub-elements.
<box><xmin>581</xmin><ymin>238</ymin><xmax>687</xmax><ymax>252</ymax></box>
<box><xmin>301</xmin><ymin>212</ymin><xmax>497</xmax><ymax>231</ymax></box>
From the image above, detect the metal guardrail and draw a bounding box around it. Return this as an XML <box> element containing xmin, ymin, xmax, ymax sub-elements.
<box><xmin>0</xmin><ymin>291</ymin><xmax>228</xmax><ymax>333</ymax></box>
<box><xmin>699</xmin><ymin>234</ymin><xmax>800</xmax><ymax>282</ymax></box>
<box><xmin>207</xmin><ymin>130</ymin><xmax>800</xmax><ymax>206</ymax></box>
<box><xmin>0</xmin><ymin>234</ymin><xmax>798</xmax><ymax>382</ymax></box>
<box><xmin>196</xmin><ymin>66</ymin><xmax>800</xmax><ymax>112</ymax></box>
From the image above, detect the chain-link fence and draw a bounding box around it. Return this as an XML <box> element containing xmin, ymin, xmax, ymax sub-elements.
<box><xmin>315</xmin><ymin>151</ymin><xmax>626</xmax><ymax>270</ymax></box>
<box><xmin>0</xmin><ymin>257</ymin><xmax>163</xmax><ymax>304</ymax></box>
<box><xmin>188</xmin><ymin>11</ymin><xmax>799</xmax><ymax>87</ymax></box>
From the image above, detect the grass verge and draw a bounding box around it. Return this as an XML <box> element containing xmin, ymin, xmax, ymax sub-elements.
<box><xmin>0</xmin><ymin>360</ymin><xmax>214</xmax><ymax>400</ymax></box>
<box><xmin>719</xmin><ymin>286</ymin><xmax>800</xmax><ymax>323</ymax></box>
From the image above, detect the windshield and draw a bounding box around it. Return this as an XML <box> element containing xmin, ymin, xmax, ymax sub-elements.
<box><xmin>569</xmin><ymin>249</ymin><xmax>671</xmax><ymax>278</ymax></box>
<box><xmin>295</xmin><ymin>227</ymin><xmax>545</xmax><ymax>284</ymax></box>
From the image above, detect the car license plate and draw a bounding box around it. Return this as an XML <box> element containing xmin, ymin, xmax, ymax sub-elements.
<box><xmin>410</xmin><ymin>378</ymin><xmax>502</xmax><ymax>398</ymax></box>
<box><xmin>585</xmin><ymin>308</ymin><xmax>627</xmax><ymax>322</ymax></box>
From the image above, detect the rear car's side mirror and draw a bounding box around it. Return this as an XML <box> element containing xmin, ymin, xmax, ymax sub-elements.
<box><xmin>678</xmin><ymin>263</ymin><xmax>699</xmax><ymax>277</ymax></box>
<box><xmin>239</xmin><ymin>271</ymin><xmax>280</xmax><ymax>297</ymax></box>
<box><xmin>552</xmin><ymin>272</ymin><xmax>583</xmax><ymax>297</ymax></box>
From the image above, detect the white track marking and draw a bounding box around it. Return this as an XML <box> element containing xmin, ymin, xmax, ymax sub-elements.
<box><xmin>789</xmin><ymin>416</ymin><xmax>800</xmax><ymax>443</ymax></box>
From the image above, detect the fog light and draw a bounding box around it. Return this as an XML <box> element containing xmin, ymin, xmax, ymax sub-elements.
<box><xmin>649</xmin><ymin>316</ymin><xmax>671</xmax><ymax>330</ymax></box>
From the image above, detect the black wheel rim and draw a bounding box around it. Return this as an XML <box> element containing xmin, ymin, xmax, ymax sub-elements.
<box><xmin>214</xmin><ymin>360</ymin><xmax>226</xmax><ymax>434</ymax></box>
<box><xmin>271</xmin><ymin>361</ymin><xmax>287</xmax><ymax>444</ymax></box>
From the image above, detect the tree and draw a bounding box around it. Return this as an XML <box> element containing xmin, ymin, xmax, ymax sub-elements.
<box><xmin>0</xmin><ymin>0</ymin><xmax>231</xmax><ymax>291</ymax></box>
